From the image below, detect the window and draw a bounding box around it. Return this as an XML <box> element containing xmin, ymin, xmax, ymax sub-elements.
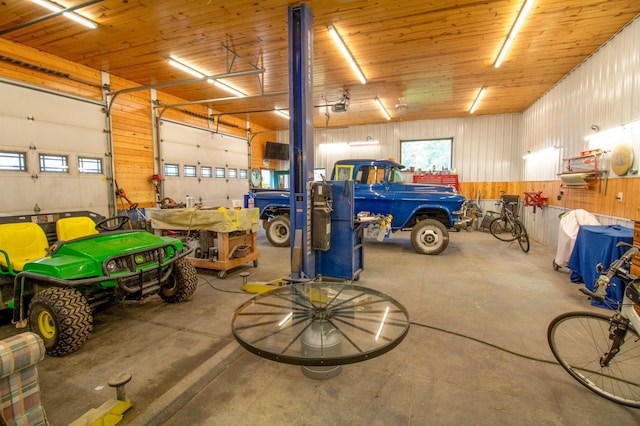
<box><xmin>0</xmin><ymin>152</ymin><xmax>26</xmax><ymax>171</ymax></box>
<box><xmin>400</xmin><ymin>138</ymin><xmax>453</xmax><ymax>172</ymax></box>
<box><xmin>355</xmin><ymin>165</ymin><xmax>385</xmax><ymax>184</ymax></box>
<box><xmin>313</xmin><ymin>168</ymin><xmax>326</xmax><ymax>181</ymax></box>
<box><xmin>184</xmin><ymin>165</ymin><xmax>197</xmax><ymax>177</ymax></box>
<box><xmin>164</xmin><ymin>163</ymin><xmax>179</xmax><ymax>176</ymax></box>
<box><xmin>228</xmin><ymin>168</ymin><xmax>238</xmax><ymax>179</ymax></box>
<box><xmin>239</xmin><ymin>169</ymin><xmax>248</xmax><ymax>179</ymax></box>
<box><xmin>201</xmin><ymin>166</ymin><xmax>212</xmax><ymax>178</ymax></box>
<box><xmin>215</xmin><ymin>167</ymin><xmax>225</xmax><ymax>178</ymax></box>
<box><xmin>78</xmin><ymin>157</ymin><xmax>102</xmax><ymax>174</ymax></box>
<box><xmin>39</xmin><ymin>154</ymin><xmax>68</xmax><ymax>173</ymax></box>
<box><xmin>334</xmin><ymin>164</ymin><xmax>354</xmax><ymax>181</ymax></box>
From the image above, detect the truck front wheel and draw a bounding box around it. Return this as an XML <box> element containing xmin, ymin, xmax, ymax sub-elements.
<box><xmin>266</xmin><ymin>216</ymin><xmax>291</xmax><ymax>247</ymax></box>
<box><xmin>411</xmin><ymin>219</ymin><xmax>449</xmax><ymax>255</ymax></box>
<box><xmin>160</xmin><ymin>257</ymin><xmax>198</xmax><ymax>303</ymax></box>
<box><xmin>28</xmin><ymin>287</ymin><xmax>93</xmax><ymax>357</ymax></box>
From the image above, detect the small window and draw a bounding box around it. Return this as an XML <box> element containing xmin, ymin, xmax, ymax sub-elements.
<box><xmin>215</xmin><ymin>167</ymin><xmax>225</xmax><ymax>178</ymax></box>
<box><xmin>0</xmin><ymin>152</ymin><xmax>27</xmax><ymax>171</ymax></box>
<box><xmin>228</xmin><ymin>168</ymin><xmax>237</xmax><ymax>179</ymax></box>
<box><xmin>39</xmin><ymin>154</ymin><xmax>68</xmax><ymax>173</ymax></box>
<box><xmin>78</xmin><ymin>157</ymin><xmax>102</xmax><ymax>174</ymax></box>
<box><xmin>184</xmin><ymin>165</ymin><xmax>197</xmax><ymax>177</ymax></box>
<box><xmin>201</xmin><ymin>166</ymin><xmax>212</xmax><ymax>178</ymax></box>
<box><xmin>239</xmin><ymin>169</ymin><xmax>248</xmax><ymax>179</ymax></box>
<box><xmin>164</xmin><ymin>163</ymin><xmax>179</xmax><ymax>176</ymax></box>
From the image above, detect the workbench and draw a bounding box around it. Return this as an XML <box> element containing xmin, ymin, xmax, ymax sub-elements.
<box><xmin>147</xmin><ymin>207</ymin><xmax>260</xmax><ymax>278</ymax></box>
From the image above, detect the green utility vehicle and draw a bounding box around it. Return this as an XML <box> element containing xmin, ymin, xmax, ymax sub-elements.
<box><xmin>0</xmin><ymin>211</ymin><xmax>198</xmax><ymax>356</ymax></box>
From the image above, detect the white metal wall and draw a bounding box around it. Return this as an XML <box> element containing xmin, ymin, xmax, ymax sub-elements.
<box><xmin>519</xmin><ymin>15</ymin><xmax>640</xmax><ymax>245</ymax></box>
<box><xmin>159</xmin><ymin>120</ymin><xmax>249</xmax><ymax>207</ymax></box>
<box><xmin>522</xmin><ymin>15</ymin><xmax>640</xmax><ymax>182</ymax></box>
<box><xmin>274</xmin><ymin>15</ymin><xmax>640</xmax><ymax>250</ymax></box>
<box><xmin>0</xmin><ymin>80</ymin><xmax>108</xmax><ymax>216</ymax></box>
<box><xmin>278</xmin><ymin>114</ymin><xmax>522</xmax><ymax>183</ymax></box>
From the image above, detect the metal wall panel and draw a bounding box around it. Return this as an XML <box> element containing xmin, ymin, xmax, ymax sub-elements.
<box><xmin>278</xmin><ymin>114</ymin><xmax>522</xmax><ymax>183</ymax></box>
<box><xmin>159</xmin><ymin>120</ymin><xmax>248</xmax><ymax>207</ymax></box>
<box><xmin>0</xmin><ymin>80</ymin><xmax>108</xmax><ymax>216</ymax></box>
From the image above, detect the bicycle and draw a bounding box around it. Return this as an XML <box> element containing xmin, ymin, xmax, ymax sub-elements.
<box><xmin>489</xmin><ymin>193</ymin><xmax>530</xmax><ymax>252</ymax></box>
<box><xmin>547</xmin><ymin>242</ymin><xmax>640</xmax><ymax>407</ymax></box>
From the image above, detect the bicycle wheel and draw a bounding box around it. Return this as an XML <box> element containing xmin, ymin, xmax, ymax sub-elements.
<box><xmin>489</xmin><ymin>217</ymin><xmax>517</xmax><ymax>241</ymax></box>
<box><xmin>547</xmin><ymin>311</ymin><xmax>640</xmax><ymax>407</ymax></box>
<box><xmin>514</xmin><ymin>220</ymin><xmax>530</xmax><ymax>252</ymax></box>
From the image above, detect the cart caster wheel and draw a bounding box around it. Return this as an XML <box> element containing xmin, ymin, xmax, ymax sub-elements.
<box><xmin>253</xmin><ymin>259</ymin><xmax>258</xmax><ymax>267</ymax></box>
<box><xmin>218</xmin><ymin>270</ymin><xmax>227</xmax><ymax>279</ymax></box>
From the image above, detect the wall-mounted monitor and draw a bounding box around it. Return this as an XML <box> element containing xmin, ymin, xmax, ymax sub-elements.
<box><xmin>264</xmin><ymin>141</ymin><xmax>289</xmax><ymax>161</ymax></box>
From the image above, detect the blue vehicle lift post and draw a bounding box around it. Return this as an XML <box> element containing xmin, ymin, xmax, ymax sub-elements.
<box><xmin>288</xmin><ymin>3</ymin><xmax>315</xmax><ymax>279</ymax></box>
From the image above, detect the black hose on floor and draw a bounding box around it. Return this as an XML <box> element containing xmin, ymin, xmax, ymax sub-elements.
<box><xmin>409</xmin><ymin>320</ymin><xmax>558</xmax><ymax>365</ymax></box>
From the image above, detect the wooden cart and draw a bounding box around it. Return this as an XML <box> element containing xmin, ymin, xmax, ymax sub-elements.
<box><xmin>147</xmin><ymin>207</ymin><xmax>260</xmax><ymax>278</ymax></box>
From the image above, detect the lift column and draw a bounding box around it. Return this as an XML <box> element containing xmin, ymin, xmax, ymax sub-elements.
<box><xmin>288</xmin><ymin>4</ymin><xmax>315</xmax><ymax>278</ymax></box>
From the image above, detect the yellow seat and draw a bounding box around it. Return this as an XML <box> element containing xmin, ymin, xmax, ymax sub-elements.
<box><xmin>0</xmin><ymin>223</ymin><xmax>50</xmax><ymax>273</ymax></box>
<box><xmin>56</xmin><ymin>216</ymin><xmax>99</xmax><ymax>241</ymax></box>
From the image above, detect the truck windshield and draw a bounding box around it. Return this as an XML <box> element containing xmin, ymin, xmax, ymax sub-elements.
<box><xmin>389</xmin><ymin>167</ymin><xmax>405</xmax><ymax>183</ymax></box>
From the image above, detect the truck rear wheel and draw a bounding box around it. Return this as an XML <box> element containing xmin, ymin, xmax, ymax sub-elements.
<box><xmin>266</xmin><ymin>216</ymin><xmax>290</xmax><ymax>247</ymax></box>
<box><xmin>160</xmin><ymin>257</ymin><xmax>198</xmax><ymax>303</ymax></box>
<box><xmin>28</xmin><ymin>287</ymin><xmax>93</xmax><ymax>357</ymax></box>
<box><xmin>411</xmin><ymin>219</ymin><xmax>449</xmax><ymax>255</ymax></box>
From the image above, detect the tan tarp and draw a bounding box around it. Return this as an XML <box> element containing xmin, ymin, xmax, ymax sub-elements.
<box><xmin>147</xmin><ymin>208</ymin><xmax>260</xmax><ymax>233</ymax></box>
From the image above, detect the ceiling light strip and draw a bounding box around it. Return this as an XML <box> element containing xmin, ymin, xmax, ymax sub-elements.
<box><xmin>327</xmin><ymin>24</ymin><xmax>367</xmax><ymax>84</ymax></box>
<box><xmin>374</xmin><ymin>97</ymin><xmax>391</xmax><ymax>120</ymax></box>
<box><xmin>168</xmin><ymin>57</ymin><xmax>246</xmax><ymax>96</ymax></box>
<box><xmin>274</xmin><ymin>109</ymin><xmax>290</xmax><ymax>120</ymax></box>
<box><xmin>494</xmin><ymin>0</ymin><xmax>535</xmax><ymax>68</ymax></box>
<box><xmin>469</xmin><ymin>87</ymin><xmax>487</xmax><ymax>114</ymax></box>
<box><xmin>31</xmin><ymin>0</ymin><xmax>98</xmax><ymax>29</ymax></box>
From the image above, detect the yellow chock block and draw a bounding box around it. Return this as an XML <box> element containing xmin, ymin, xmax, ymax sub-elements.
<box><xmin>69</xmin><ymin>399</ymin><xmax>132</xmax><ymax>426</ymax></box>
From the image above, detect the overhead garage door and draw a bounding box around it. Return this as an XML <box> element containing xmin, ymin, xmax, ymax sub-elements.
<box><xmin>0</xmin><ymin>80</ymin><xmax>109</xmax><ymax>216</ymax></box>
<box><xmin>159</xmin><ymin>119</ymin><xmax>250</xmax><ymax>207</ymax></box>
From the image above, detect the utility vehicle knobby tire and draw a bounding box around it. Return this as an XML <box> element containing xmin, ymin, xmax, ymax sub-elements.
<box><xmin>266</xmin><ymin>216</ymin><xmax>291</xmax><ymax>247</ymax></box>
<box><xmin>410</xmin><ymin>219</ymin><xmax>449</xmax><ymax>255</ymax></box>
<box><xmin>160</xmin><ymin>257</ymin><xmax>198</xmax><ymax>303</ymax></box>
<box><xmin>28</xmin><ymin>287</ymin><xmax>93</xmax><ymax>357</ymax></box>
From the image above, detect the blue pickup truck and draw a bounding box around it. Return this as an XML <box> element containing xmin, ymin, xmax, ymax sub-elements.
<box><xmin>250</xmin><ymin>159</ymin><xmax>471</xmax><ymax>255</ymax></box>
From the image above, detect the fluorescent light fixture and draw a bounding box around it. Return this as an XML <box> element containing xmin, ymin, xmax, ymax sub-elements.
<box><xmin>349</xmin><ymin>140</ymin><xmax>380</xmax><ymax>146</ymax></box>
<box><xmin>624</xmin><ymin>120</ymin><xmax>640</xmax><ymax>129</ymax></box>
<box><xmin>375</xmin><ymin>97</ymin><xmax>391</xmax><ymax>120</ymax></box>
<box><xmin>167</xmin><ymin>57</ymin><xmax>205</xmax><ymax>78</ymax></box>
<box><xmin>319</xmin><ymin>143</ymin><xmax>349</xmax><ymax>150</ymax></box>
<box><xmin>494</xmin><ymin>0</ymin><xmax>535</xmax><ymax>68</ymax></box>
<box><xmin>583</xmin><ymin>126</ymin><xmax>624</xmax><ymax>142</ymax></box>
<box><xmin>32</xmin><ymin>0</ymin><xmax>98</xmax><ymax>29</ymax></box>
<box><xmin>469</xmin><ymin>87</ymin><xmax>487</xmax><ymax>114</ymax></box>
<box><xmin>328</xmin><ymin>24</ymin><xmax>367</xmax><ymax>84</ymax></box>
<box><xmin>211</xmin><ymin>80</ymin><xmax>245</xmax><ymax>97</ymax></box>
<box><xmin>274</xmin><ymin>109</ymin><xmax>290</xmax><ymax>120</ymax></box>
<box><xmin>522</xmin><ymin>146</ymin><xmax>558</xmax><ymax>159</ymax></box>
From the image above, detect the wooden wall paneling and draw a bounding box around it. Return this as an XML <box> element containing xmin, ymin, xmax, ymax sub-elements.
<box><xmin>460</xmin><ymin>176</ymin><xmax>640</xmax><ymax>222</ymax></box>
<box><xmin>108</xmin><ymin>75</ymin><xmax>155</xmax><ymax>208</ymax></box>
<box><xmin>0</xmin><ymin>39</ymin><xmax>102</xmax><ymax>100</ymax></box>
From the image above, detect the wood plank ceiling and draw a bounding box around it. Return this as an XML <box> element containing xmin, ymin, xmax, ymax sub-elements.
<box><xmin>1</xmin><ymin>0</ymin><xmax>639</xmax><ymax>131</ymax></box>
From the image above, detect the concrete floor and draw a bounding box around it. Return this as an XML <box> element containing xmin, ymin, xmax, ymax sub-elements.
<box><xmin>2</xmin><ymin>227</ymin><xmax>640</xmax><ymax>425</ymax></box>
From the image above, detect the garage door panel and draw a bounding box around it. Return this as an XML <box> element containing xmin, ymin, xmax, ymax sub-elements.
<box><xmin>0</xmin><ymin>82</ymin><xmax>104</xmax><ymax>129</ymax></box>
<box><xmin>160</xmin><ymin>120</ymin><xmax>249</xmax><ymax>208</ymax></box>
<box><xmin>0</xmin><ymin>81</ymin><xmax>108</xmax><ymax>216</ymax></box>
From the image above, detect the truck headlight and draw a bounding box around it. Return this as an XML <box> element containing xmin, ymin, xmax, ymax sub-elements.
<box><xmin>106</xmin><ymin>260</ymin><xmax>118</xmax><ymax>273</ymax></box>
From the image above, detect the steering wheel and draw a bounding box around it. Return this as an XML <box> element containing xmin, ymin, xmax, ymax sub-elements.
<box><xmin>96</xmin><ymin>215</ymin><xmax>130</xmax><ymax>231</ymax></box>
